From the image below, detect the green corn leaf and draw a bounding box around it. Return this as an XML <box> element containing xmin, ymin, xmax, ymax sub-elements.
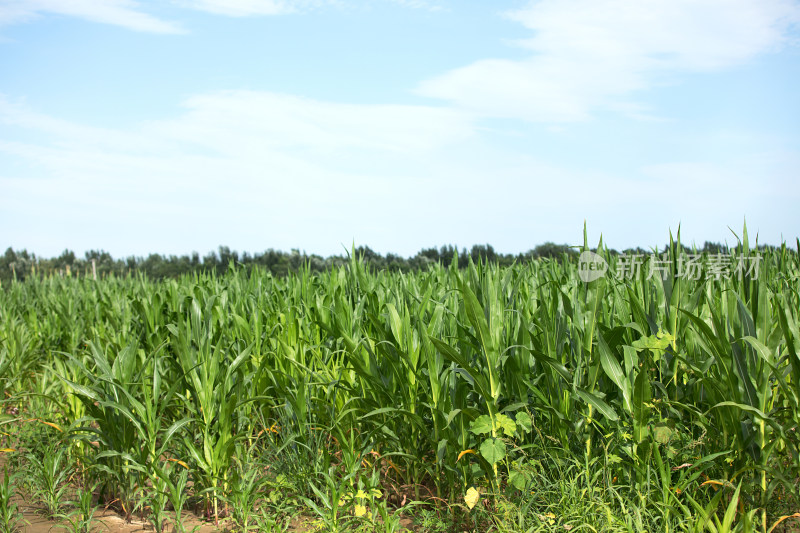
<box><xmin>574</xmin><ymin>388</ymin><xmax>619</xmax><ymax>422</ymax></box>
<box><xmin>633</xmin><ymin>367</ymin><xmax>651</xmax><ymax>445</ymax></box>
<box><xmin>598</xmin><ymin>332</ymin><xmax>631</xmax><ymax>413</ymax></box>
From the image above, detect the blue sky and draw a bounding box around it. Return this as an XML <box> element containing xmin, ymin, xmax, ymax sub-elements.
<box><xmin>1</xmin><ymin>0</ymin><xmax>798</xmax><ymax>258</ymax></box>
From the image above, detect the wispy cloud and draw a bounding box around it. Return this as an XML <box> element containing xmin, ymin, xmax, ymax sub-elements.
<box><xmin>0</xmin><ymin>0</ymin><xmax>445</xmax><ymax>31</ymax></box>
<box><xmin>0</xmin><ymin>90</ymin><xmax>475</xmax><ymax>189</ymax></box>
<box><xmin>179</xmin><ymin>0</ymin><xmax>443</xmax><ymax>17</ymax></box>
<box><xmin>0</xmin><ymin>0</ymin><xmax>184</xmax><ymax>33</ymax></box>
<box><xmin>0</xmin><ymin>91</ymin><xmax>474</xmax><ymax>158</ymax></box>
<box><xmin>177</xmin><ymin>0</ymin><xmax>311</xmax><ymax>17</ymax></box>
<box><xmin>386</xmin><ymin>0</ymin><xmax>443</xmax><ymax>11</ymax></box>
<box><xmin>417</xmin><ymin>0</ymin><xmax>800</xmax><ymax>122</ymax></box>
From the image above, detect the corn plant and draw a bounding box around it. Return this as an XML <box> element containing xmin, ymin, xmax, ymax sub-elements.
<box><xmin>0</xmin><ymin>466</ymin><xmax>26</xmax><ymax>533</ymax></box>
<box><xmin>59</xmin><ymin>341</ymin><xmax>191</xmax><ymax>520</ymax></box>
<box><xmin>169</xmin><ymin>291</ymin><xmax>252</xmax><ymax>523</ymax></box>
<box><xmin>151</xmin><ymin>461</ymin><xmax>197</xmax><ymax>533</ymax></box>
<box><xmin>56</xmin><ymin>482</ymin><xmax>98</xmax><ymax>533</ymax></box>
<box><xmin>25</xmin><ymin>443</ymin><xmax>72</xmax><ymax>519</ymax></box>
<box><xmin>222</xmin><ymin>445</ymin><xmax>269</xmax><ymax>533</ymax></box>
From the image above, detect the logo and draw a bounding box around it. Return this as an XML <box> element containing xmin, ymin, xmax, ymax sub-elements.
<box><xmin>578</xmin><ymin>251</ymin><xmax>608</xmax><ymax>282</ymax></box>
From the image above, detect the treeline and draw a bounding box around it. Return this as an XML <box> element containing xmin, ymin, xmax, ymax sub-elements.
<box><xmin>2</xmin><ymin>243</ymin><xmax>576</xmax><ymax>283</ymax></box>
<box><xmin>0</xmin><ymin>240</ymin><xmax>751</xmax><ymax>284</ymax></box>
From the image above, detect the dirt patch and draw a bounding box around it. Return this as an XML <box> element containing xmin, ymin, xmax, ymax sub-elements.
<box><xmin>0</xmin><ymin>455</ymin><xmax>219</xmax><ymax>533</ymax></box>
<box><xmin>8</xmin><ymin>490</ymin><xmax>222</xmax><ymax>533</ymax></box>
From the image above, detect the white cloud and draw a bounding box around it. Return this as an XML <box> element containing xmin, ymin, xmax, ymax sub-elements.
<box><xmin>0</xmin><ymin>95</ymin><xmax>172</xmax><ymax>152</ymax></box>
<box><xmin>0</xmin><ymin>91</ymin><xmax>474</xmax><ymax>162</ymax></box>
<box><xmin>0</xmin><ymin>0</ymin><xmax>445</xmax><ymax>32</ymax></box>
<box><xmin>179</xmin><ymin>0</ymin><xmax>442</xmax><ymax>17</ymax></box>
<box><xmin>0</xmin><ymin>0</ymin><xmax>184</xmax><ymax>33</ymax></box>
<box><xmin>178</xmin><ymin>0</ymin><xmax>305</xmax><ymax>17</ymax></box>
<box><xmin>155</xmin><ymin>90</ymin><xmax>472</xmax><ymax>154</ymax></box>
<box><xmin>386</xmin><ymin>0</ymin><xmax>443</xmax><ymax>11</ymax></box>
<box><xmin>0</xmin><ymin>91</ymin><xmax>476</xmax><ymax>195</ymax></box>
<box><xmin>0</xmin><ymin>2</ymin><xmax>34</xmax><ymax>26</ymax></box>
<box><xmin>418</xmin><ymin>0</ymin><xmax>800</xmax><ymax>122</ymax></box>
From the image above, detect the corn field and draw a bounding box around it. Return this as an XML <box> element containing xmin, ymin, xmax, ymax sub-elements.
<box><xmin>1</xmin><ymin>229</ymin><xmax>799</xmax><ymax>532</ymax></box>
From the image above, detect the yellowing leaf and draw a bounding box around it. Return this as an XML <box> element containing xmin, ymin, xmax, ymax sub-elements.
<box><xmin>537</xmin><ymin>512</ymin><xmax>557</xmax><ymax>525</ymax></box>
<box><xmin>167</xmin><ymin>458</ymin><xmax>190</xmax><ymax>469</ymax></box>
<box><xmin>354</xmin><ymin>504</ymin><xmax>367</xmax><ymax>517</ymax></box>
<box><xmin>38</xmin><ymin>420</ymin><xmax>63</xmax><ymax>432</ymax></box>
<box><xmin>769</xmin><ymin>513</ymin><xmax>800</xmax><ymax>532</ymax></box>
<box><xmin>464</xmin><ymin>487</ymin><xmax>480</xmax><ymax>510</ymax></box>
<box><xmin>457</xmin><ymin>449</ymin><xmax>475</xmax><ymax>462</ymax></box>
